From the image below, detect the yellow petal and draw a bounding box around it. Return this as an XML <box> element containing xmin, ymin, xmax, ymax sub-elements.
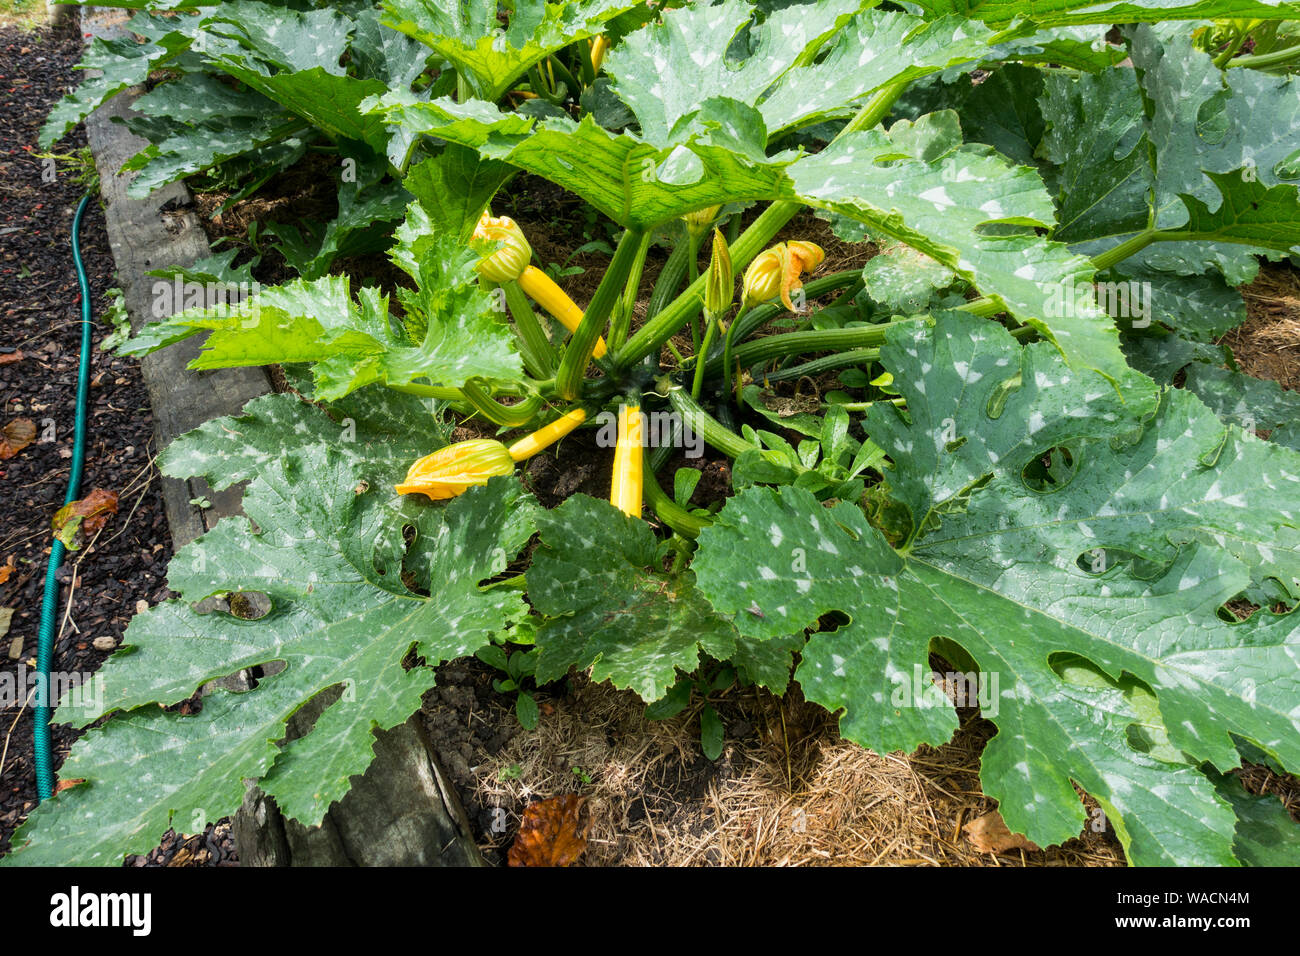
<box><xmin>395</xmin><ymin>439</ymin><xmax>515</xmax><ymax>500</ymax></box>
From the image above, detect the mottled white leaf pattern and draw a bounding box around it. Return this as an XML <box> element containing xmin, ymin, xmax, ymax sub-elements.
<box><xmin>4</xmin><ymin>389</ymin><xmax>536</xmax><ymax>862</ymax></box>
<box><xmin>693</xmin><ymin>312</ymin><xmax>1300</xmax><ymax>866</ymax></box>
<box><xmin>530</xmin><ymin>496</ymin><xmax>737</xmax><ymax>702</ymax></box>
<box><xmin>789</xmin><ymin>117</ymin><xmax>1137</xmax><ymax>386</ymax></box>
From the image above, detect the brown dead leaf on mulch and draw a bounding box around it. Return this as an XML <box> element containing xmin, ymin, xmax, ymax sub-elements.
<box><xmin>0</xmin><ymin>554</ymin><xmax>15</xmax><ymax>585</ymax></box>
<box><xmin>0</xmin><ymin>419</ymin><xmax>37</xmax><ymax>459</ymax></box>
<box><xmin>0</xmin><ymin>351</ymin><xmax>23</xmax><ymax>366</ymax></box>
<box><xmin>964</xmin><ymin>810</ymin><xmax>1041</xmax><ymax>855</ymax></box>
<box><xmin>508</xmin><ymin>794</ymin><xmax>589</xmax><ymax>867</ymax></box>
<box><xmin>52</xmin><ymin>489</ymin><xmax>119</xmax><ymax>550</ymax></box>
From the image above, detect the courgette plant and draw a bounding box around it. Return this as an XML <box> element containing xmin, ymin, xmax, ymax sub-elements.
<box><xmin>10</xmin><ymin>0</ymin><xmax>1300</xmax><ymax>867</ymax></box>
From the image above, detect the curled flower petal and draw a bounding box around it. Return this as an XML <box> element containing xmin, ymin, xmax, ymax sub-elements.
<box><xmin>395</xmin><ymin>439</ymin><xmax>515</xmax><ymax>500</ymax></box>
<box><xmin>473</xmin><ymin>212</ymin><xmax>532</xmax><ymax>283</ymax></box>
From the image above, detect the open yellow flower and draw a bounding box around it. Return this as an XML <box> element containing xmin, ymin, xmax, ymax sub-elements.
<box><xmin>396</xmin><ymin>407</ymin><xmax>589</xmax><ymax>500</ymax></box>
<box><xmin>395</xmin><ymin>439</ymin><xmax>515</xmax><ymax>500</ymax></box>
<box><xmin>741</xmin><ymin>240</ymin><xmax>825</xmax><ymax>310</ymax></box>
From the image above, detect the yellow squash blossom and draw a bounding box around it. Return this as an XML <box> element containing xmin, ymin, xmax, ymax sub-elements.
<box><xmin>473</xmin><ymin>212</ymin><xmax>606</xmax><ymax>358</ymax></box>
<box><xmin>395</xmin><ymin>439</ymin><xmax>515</xmax><ymax>500</ymax></box>
<box><xmin>396</xmin><ymin>408</ymin><xmax>589</xmax><ymax>500</ymax></box>
<box><xmin>741</xmin><ymin>240</ymin><xmax>824</xmax><ymax>310</ymax></box>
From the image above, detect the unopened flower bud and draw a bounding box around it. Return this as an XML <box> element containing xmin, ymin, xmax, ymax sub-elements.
<box><xmin>473</xmin><ymin>212</ymin><xmax>532</xmax><ymax>283</ymax></box>
<box><xmin>682</xmin><ymin>205</ymin><xmax>721</xmax><ymax>239</ymax></box>
<box><xmin>704</xmin><ymin>229</ymin><xmax>733</xmax><ymax>316</ymax></box>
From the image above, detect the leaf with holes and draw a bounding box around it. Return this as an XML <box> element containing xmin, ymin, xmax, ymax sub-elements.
<box><xmin>693</xmin><ymin>311</ymin><xmax>1300</xmax><ymax>866</ymax></box>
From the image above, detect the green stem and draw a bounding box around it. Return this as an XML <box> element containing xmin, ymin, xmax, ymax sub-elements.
<box><xmin>617</xmin><ymin>201</ymin><xmax>798</xmax><ymax>368</ymax></box>
<box><xmin>831</xmin><ymin>398</ymin><xmax>907</xmax><ymax>412</ymax></box>
<box><xmin>760</xmin><ymin>348</ymin><xmax>880</xmax><ymax>384</ymax></box>
<box><xmin>501</xmin><ymin>280</ymin><xmax>555</xmax><ymax>377</ymax></box>
<box><xmin>546</xmin><ymin>56</ymin><xmax>581</xmax><ymax>98</ymax></box>
<box><xmin>1213</xmin><ymin>32</ymin><xmax>1250</xmax><ymax>69</ymax></box>
<box><xmin>692</xmin><ymin>312</ymin><xmax>722</xmax><ymax>400</ymax></box>
<box><xmin>668</xmin><ymin>387</ymin><xmax>756</xmax><ymax>460</ymax></box>
<box><xmin>388</xmin><ymin>382</ymin><xmax>466</xmax><ymax>401</ymax></box>
<box><xmin>958</xmin><ymin>296</ymin><xmax>1004</xmax><ymax>317</ymax></box>
<box><xmin>687</xmin><ymin>232</ymin><xmax>703</xmax><ymax>352</ymax></box>
<box><xmin>705</xmin><ymin>326</ymin><xmax>892</xmax><ymax>377</ymax></box>
<box><xmin>1230</xmin><ymin>42</ymin><xmax>1300</xmax><ymax>69</ymax></box>
<box><xmin>610</xmin><ymin>231</ymin><xmax>652</xmax><ymax>352</ymax></box>
<box><xmin>556</xmin><ymin>227</ymin><xmax>646</xmax><ymax>400</ymax></box>
<box><xmin>721</xmin><ymin>303</ymin><xmax>749</xmax><ymax>404</ymax></box>
<box><xmin>642</xmin><ymin>444</ymin><xmax>710</xmax><ymax>538</ymax></box>
<box><xmin>614</xmin><ymin>81</ymin><xmax>909</xmax><ymax>371</ymax></box>
<box><xmin>646</xmin><ymin>237</ymin><xmax>690</xmax><ymax>320</ymax></box>
<box><xmin>1090</xmin><ymin>229</ymin><xmax>1157</xmax><ymax>272</ymax></box>
<box><xmin>460</xmin><ymin>379</ymin><xmax>544</xmax><ymax>426</ymax></box>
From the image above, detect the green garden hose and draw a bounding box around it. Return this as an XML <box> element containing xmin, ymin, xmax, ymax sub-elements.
<box><xmin>34</xmin><ymin>193</ymin><xmax>94</xmax><ymax>802</ymax></box>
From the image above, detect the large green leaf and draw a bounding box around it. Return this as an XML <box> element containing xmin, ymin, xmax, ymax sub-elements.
<box><xmin>1210</xmin><ymin>770</ymin><xmax>1300</xmax><ymax>866</ymax></box>
<box><xmin>381</xmin><ymin>0</ymin><xmax>640</xmax><ymax>100</ymax></box>
<box><xmin>606</xmin><ymin>0</ymin><xmax>863</xmax><ymax>143</ymax></box>
<box><xmin>118</xmin><ymin>72</ymin><xmax>307</xmax><ymax>199</ymax></box>
<box><xmin>366</xmin><ymin>92</ymin><xmax>795</xmax><ymax>228</ymax></box>
<box><xmin>757</xmin><ymin>10</ymin><xmax>1004</xmax><ymax>136</ymax></box>
<box><xmin>1041</xmin><ymin>68</ymin><xmax>1152</xmax><ymax>245</ymax></box>
<box><xmin>788</xmin><ymin>115</ymin><xmax>1141</xmax><ymax>388</ymax></box>
<box><xmin>1183</xmin><ymin>362</ymin><xmax>1300</xmax><ymax>452</ymax></box>
<box><xmin>3</xmin><ymin>684</ymin><xmax>299</xmax><ymax>866</ymax></box>
<box><xmin>529</xmin><ymin>495</ymin><xmax>738</xmax><ymax>702</ymax></box>
<box><xmin>120</xmin><ymin>232</ymin><xmax>521</xmax><ymax>401</ymax></box>
<box><xmin>40</xmin><ymin>23</ymin><xmax>189</xmax><ymax>148</ymax></box>
<box><xmin>403</xmin><ymin>144</ymin><xmax>514</xmax><ymax>243</ymax></box>
<box><xmin>1044</xmin><ymin>27</ymin><xmax>1300</xmax><ymax>279</ymax></box>
<box><xmin>693</xmin><ymin>312</ymin><xmax>1300</xmax><ymax>865</ymax></box>
<box><xmin>4</xmin><ymin>392</ymin><xmax>536</xmax><ymax>863</ymax></box>
<box><xmin>909</xmin><ymin>0</ymin><xmax>1300</xmax><ymax>26</ymax></box>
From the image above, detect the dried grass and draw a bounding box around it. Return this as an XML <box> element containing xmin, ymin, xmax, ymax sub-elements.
<box><xmin>474</xmin><ymin>677</ymin><xmax>1128</xmax><ymax>867</ymax></box>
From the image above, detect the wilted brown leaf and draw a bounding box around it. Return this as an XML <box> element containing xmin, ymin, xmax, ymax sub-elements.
<box><xmin>0</xmin><ymin>418</ymin><xmax>37</xmax><ymax>460</ymax></box>
<box><xmin>52</xmin><ymin>489</ymin><xmax>120</xmax><ymax>549</ymax></box>
<box><xmin>508</xmin><ymin>794</ymin><xmax>588</xmax><ymax>867</ymax></box>
<box><xmin>0</xmin><ymin>351</ymin><xmax>23</xmax><ymax>366</ymax></box>
<box><xmin>964</xmin><ymin>810</ymin><xmax>1041</xmax><ymax>854</ymax></box>
<box><xmin>0</xmin><ymin>554</ymin><xmax>15</xmax><ymax>584</ymax></box>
